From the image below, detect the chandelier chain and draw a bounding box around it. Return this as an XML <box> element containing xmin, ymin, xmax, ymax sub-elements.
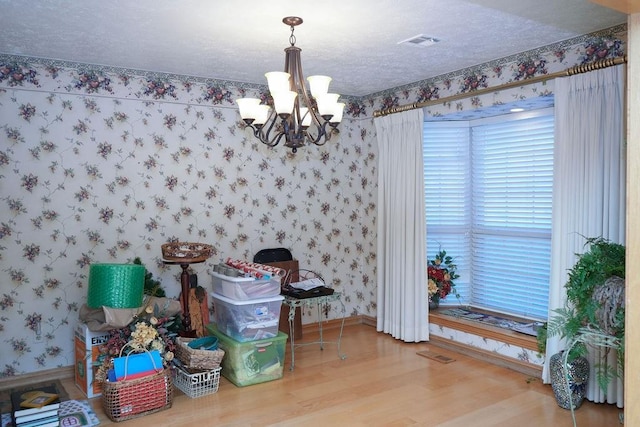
<box><xmin>289</xmin><ymin>26</ymin><xmax>296</xmax><ymax>47</ymax></box>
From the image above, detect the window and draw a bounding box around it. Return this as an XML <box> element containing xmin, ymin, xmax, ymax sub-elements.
<box><xmin>424</xmin><ymin>108</ymin><xmax>553</xmax><ymax>320</ymax></box>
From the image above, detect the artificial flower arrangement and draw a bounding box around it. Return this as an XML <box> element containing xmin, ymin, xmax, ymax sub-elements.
<box><xmin>95</xmin><ymin>301</ymin><xmax>182</xmax><ymax>383</ymax></box>
<box><xmin>427</xmin><ymin>249</ymin><xmax>459</xmax><ymax>306</ymax></box>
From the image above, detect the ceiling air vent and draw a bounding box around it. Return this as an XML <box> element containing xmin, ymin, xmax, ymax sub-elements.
<box><xmin>398</xmin><ymin>34</ymin><xmax>440</xmax><ymax>47</ymax></box>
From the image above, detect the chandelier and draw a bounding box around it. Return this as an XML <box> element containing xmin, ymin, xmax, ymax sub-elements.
<box><xmin>236</xmin><ymin>16</ymin><xmax>345</xmax><ymax>153</ymax></box>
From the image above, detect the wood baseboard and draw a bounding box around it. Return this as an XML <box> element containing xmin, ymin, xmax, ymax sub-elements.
<box><xmin>360</xmin><ymin>315</ymin><xmax>376</xmax><ymax>327</ymax></box>
<box><xmin>0</xmin><ymin>366</ymin><xmax>75</xmax><ymax>391</ymax></box>
<box><xmin>300</xmin><ymin>314</ymin><xmax>368</xmax><ymax>335</ymax></box>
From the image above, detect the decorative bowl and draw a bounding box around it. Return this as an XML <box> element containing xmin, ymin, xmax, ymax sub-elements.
<box><xmin>161</xmin><ymin>242</ymin><xmax>213</xmax><ymax>263</ymax></box>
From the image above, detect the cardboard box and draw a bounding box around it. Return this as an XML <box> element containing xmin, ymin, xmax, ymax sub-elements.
<box><xmin>74</xmin><ymin>323</ymin><xmax>110</xmax><ymax>398</ymax></box>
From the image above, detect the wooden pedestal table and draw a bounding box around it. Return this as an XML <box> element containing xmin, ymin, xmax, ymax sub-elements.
<box><xmin>283</xmin><ymin>292</ymin><xmax>347</xmax><ymax>371</ymax></box>
<box><xmin>163</xmin><ymin>258</ymin><xmax>205</xmax><ymax>338</ymax></box>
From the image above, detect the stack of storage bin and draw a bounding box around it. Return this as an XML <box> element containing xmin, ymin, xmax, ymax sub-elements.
<box><xmin>207</xmin><ymin>271</ymin><xmax>287</xmax><ymax>387</ymax></box>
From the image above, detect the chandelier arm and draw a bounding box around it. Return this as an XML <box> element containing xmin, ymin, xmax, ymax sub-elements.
<box><xmin>247</xmin><ymin>110</ymin><xmax>283</xmax><ymax>148</ymax></box>
<box><xmin>260</xmin><ymin>110</ymin><xmax>283</xmax><ymax>147</ymax></box>
<box><xmin>303</xmin><ymin>121</ymin><xmax>334</xmax><ymax>146</ymax></box>
<box><xmin>250</xmin><ymin>125</ymin><xmax>279</xmax><ymax>148</ymax></box>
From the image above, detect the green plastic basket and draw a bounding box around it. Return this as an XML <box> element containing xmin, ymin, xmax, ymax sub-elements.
<box><xmin>87</xmin><ymin>263</ymin><xmax>145</xmax><ymax>308</ymax></box>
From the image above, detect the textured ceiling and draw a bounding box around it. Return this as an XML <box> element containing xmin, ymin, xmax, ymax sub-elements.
<box><xmin>0</xmin><ymin>0</ymin><xmax>627</xmax><ymax>97</ymax></box>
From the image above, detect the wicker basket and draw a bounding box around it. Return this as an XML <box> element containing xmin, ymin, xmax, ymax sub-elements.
<box><xmin>87</xmin><ymin>263</ymin><xmax>145</xmax><ymax>308</ymax></box>
<box><xmin>173</xmin><ymin>366</ymin><xmax>221</xmax><ymax>398</ymax></box>
<box><xmin>175</xmin><ymin>337</ymin><xmax>225</xmax><ymax>371</ymax></box>
<box><xmin>102</xmin><ymin>368</ymin><xmax>173</xmax><ymax>422</ymax></box>
<box><xmin>161</xmin><ymin>242</ymin><xmax>213</xmax><ymax>263</ymax></box>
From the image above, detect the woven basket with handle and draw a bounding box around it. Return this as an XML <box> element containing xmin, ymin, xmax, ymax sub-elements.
<box><xmin>102</xmin><ymin>344</ymin><xmax>173</xmax><ymax>422</ymax></box>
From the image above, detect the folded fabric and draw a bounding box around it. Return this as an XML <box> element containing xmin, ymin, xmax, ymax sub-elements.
<box><xmin>79</xmin><ymin>296</ymin><xmax>182</xmax><ymax>331</ymax></box>
<box><xmin>79</xmin><ymin>304</ymin><xmax>139</xmax><ymax>331</ymax></box>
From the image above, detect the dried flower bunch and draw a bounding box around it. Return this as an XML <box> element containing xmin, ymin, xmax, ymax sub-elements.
<box><xmin>95</xmin><ymin>302</ymin><xmax>181</xmax><ymax>383</ymax></box>
<box><xmin>427</xmin><ymin>249</ymin><xmax>459</xmax><ymax>306</ymax></box>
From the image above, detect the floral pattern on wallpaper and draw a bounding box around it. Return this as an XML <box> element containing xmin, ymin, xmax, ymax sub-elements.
<box><xmin>372</xmin><ymin>25</ymin><xmax>626</xmax><ymax>119</ymax></box>
<box><xmin>429</xmin><ymin>324</ymin><xmax>545</xmax><ymax>367</ymax></box>
<box><xmin>0</xmin><ymin>23</ymin><xmax>628</xmax><ymax>377</ymax></box>
<box><xmin>0</xmin><ymin>63</ymin><xmax>377</xmax><ymax>377</ymax></box>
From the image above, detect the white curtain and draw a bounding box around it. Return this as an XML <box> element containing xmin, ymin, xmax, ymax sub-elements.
<box><xmin>544</xmin><ymin>64</ymin><xmax>626</xmax><ymax>407</ymax></box>
<box><xmin>374</xmin><ymin>108</ymin><xmax>429</xmax><ymax>342</ymax></box>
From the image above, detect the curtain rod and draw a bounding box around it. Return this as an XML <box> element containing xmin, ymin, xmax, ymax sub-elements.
<box><xmin>373</xmin><ymin>56</ymin><xmax>628</xmax><ymax>118</ymax></box>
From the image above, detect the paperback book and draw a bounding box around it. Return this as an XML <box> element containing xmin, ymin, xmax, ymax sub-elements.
<box><xmin>58</xmin><ymin>399</ymin><xmax>100</xmax><ymax>426</ymax></box>
<box><xmin>10</xmin><ymin>387</ymin><xmax>60</xmax><ymax>427</ymax></box>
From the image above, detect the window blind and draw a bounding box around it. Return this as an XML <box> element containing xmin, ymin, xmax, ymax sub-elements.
<box><xmin>471</xmin><ymin>113</ymin><xmax>553</xmax><ymax>319</ymax></box>
<box><xmin>423</xmin><ymin>122</ymin><xmax>471</xmax><ymax>305</ymax></box>
<box><xmin>424</xmin><ymin>110</ymin><xmax>553</xmax><ymax>319</ymax></box>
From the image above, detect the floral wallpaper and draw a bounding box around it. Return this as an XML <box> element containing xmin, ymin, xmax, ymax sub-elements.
<box><xmin>0</xmin><ymin>63</ymin><xmax>377</xmax><ymax>377</ymax></box>
<box><xmin>0</xmin><ymin>24</ymin><xmax>626</xmax><ymax>377</ymax></box>
<box><xmin>367</xmin><ymin>24</ymin><xmax>626</xmax><ymax>120</ymax></box>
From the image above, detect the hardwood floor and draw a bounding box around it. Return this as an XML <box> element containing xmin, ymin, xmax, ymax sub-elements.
<box><xmin>55</xmin><ymin>324</ymin><xmax>621</xmax><ymax>426</ymax></box>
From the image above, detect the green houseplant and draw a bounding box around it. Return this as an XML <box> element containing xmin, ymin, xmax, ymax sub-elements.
<box><xmin>133</xmin><ymin>257</ymin><xmax>166</xmax><ymax>297</ymax></box>
<box><xmin>546</xmin><ymin>237</ymin><xmax>625</xmax><ymax>393</ymax></box>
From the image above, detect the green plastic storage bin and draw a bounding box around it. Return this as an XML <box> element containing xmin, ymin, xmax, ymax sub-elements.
<box><xmin>205</xmin><ymin>324</ymin><xmax>287</xmax><ymax>387</ymax></box>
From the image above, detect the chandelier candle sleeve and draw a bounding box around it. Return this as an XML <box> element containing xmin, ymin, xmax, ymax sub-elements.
<box><xmin>317</xmin><ymin>93</ymin><xmax>341</xmax><ymax>117</ymax></box>
<box><xmin>236</xmin><ymin>98</ymin><xmax>260</xmax><ymax>121</ymax></box>
<box><xmin>307</xmin><ymin>75</ymin><xmax>332</xmax><ymax>98</ymax></box>
<box><xmin>265</xmin><ymin>72</ymin><xmax>291</xmax><ymax>93</ymax></box>
<box><xmin>331</xmin><ymin>103</ymin><xmax>345</xmax><ymax>123</ymax></box>
<box><xmin>273</xmin><ymin>91</ymin><xmax>297</xmax><ymax>115</ymax></box>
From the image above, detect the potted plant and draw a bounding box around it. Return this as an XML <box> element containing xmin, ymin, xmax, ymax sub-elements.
<box><xmin>545</xmin><ymin>237</ymin><xmax>625</xmax><ymax>407</ymax></box>
<box><xmin>427</xmin><ymin>249</ymin><xmax>459</xmax><ymax>308</ymax></box>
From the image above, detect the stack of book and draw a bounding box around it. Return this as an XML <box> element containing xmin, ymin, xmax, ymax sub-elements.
<box><xmin>11</xmin><ymin>387</ymin><xmax>60</xmax><ymax>427</ymax></box>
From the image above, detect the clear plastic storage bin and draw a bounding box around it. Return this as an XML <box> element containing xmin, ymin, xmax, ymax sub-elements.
<box><xmin>211</xmin><ymin>271</ymin><xmax>281</xmax><ymax>300</ymax></box>
<box><xmin>211</xmin><ymin>292</ymin><xmax>284</xmax><ymax>342</ymax></box>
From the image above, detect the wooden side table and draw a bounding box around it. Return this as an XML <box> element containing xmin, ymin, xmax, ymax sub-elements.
<box><xmin>163</xmin><ymin>259</ymin><xmax>205</xmax><ymax>337</ymax></box>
